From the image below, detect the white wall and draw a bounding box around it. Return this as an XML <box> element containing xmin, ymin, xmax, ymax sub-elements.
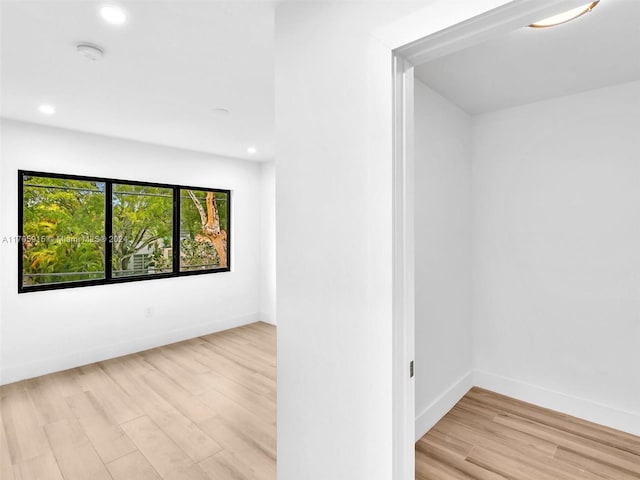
<box><xmin>0</xmin><ymin>119</ymin><xmax>267</xmax><ymax>384</ymax></box>
<box><xmin>472</xmin><ymin>80</ymin><xmax>640</xmax><ymax>432</ymax></box>
<box><xmin>413</xmin><ymin>80</ymin><xmax>473</xmax><ymax>438</ymax></box>
<box><xmin>275</xmin><ymin>3</ymin><xmax>430</xmax><ymax>479</ymax></box>
<box><xmin>274</xmin><ymin>1</ymin><xmax>519</xmax><ymax>478</ymax></box>
<box><xmin>260</xmin><ymin>161</ymin><xmax>276</xmax><ymax>325</ymax></box>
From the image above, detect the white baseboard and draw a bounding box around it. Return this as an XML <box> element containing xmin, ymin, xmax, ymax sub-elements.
<box><xmin>473</xmin><ymin>370</ymin><xmax>640</xmax><ymax>437</ymax></box>
<box><xmin>259</xmin><ymin>312</ymin><xmax>277</xmax><ymax>326</ymax></box>
<box><xmin>416</xmin><ymin>370</ymin><xmax>640</xmax><ymax>439</ymax></box>
<box><xmin>414</xmin><ymin>371</ymin><xmax>474</xmax><ymax>441</ymax></box>
<box><xmin>0</xmin><ymin>312</ymin><xmax>259</xmax><ymax>385</ymax></box>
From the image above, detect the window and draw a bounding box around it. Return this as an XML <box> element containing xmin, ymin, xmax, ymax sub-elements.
<box><xmin>179</xmin><ymin>189</ymin><xmax>229</xmax><ymax>272</ymax></box>
<box><xmin>112</xmin><ymin>183</ymin><xmax>174</xmax><ymax>278</ymax></box>
<box><xmin>21</xmin><ymin>175</ymin><xmax>106</xmax><ymax>287</ymax></box>
<box><xmin>18</xmin><ymin>171</ymin><xmax>231</xmax><ymax>293</ymax></box>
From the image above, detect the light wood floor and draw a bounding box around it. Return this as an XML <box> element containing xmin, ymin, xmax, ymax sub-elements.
<box><xmin>0</xmin><ymin>321</ymin><xmax>276</xmax><ymax>480</ymax></box>
<box><xmin>416</xmin><ymin>387</ymin><xmax>640</xmax><ymax>480</ymax></box>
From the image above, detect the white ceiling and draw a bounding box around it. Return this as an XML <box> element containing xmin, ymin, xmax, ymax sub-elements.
<box><xmin>414</xmin><ymin>0</ymin><xmax>640</xmax><ymax>115</ymax></box>
<box><xmin>0</xmin><ymin>1</ymin><xmax>275</xmax><ymax>161</ymax></box>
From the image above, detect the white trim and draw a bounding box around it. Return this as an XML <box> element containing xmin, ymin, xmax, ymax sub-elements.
<box><xmin>0</xmin><ymin>312</ymin><xmax>259</xmax><ymax>385</ymax></box>
<box><xmin>395</xmin><ymin>0</ymin><xmax>590</xmax><ymax>65</ymax></box>
<box><xmin>392</xmin><ymin>53</ymin><xmax>416</xmax><ymax>480</ymax></box>
<box><xmin>474</xmin><ymin>371</ymin><xmax>640</xmax><ymax>437</ymax></box>
<box><xmin>415</xmin><ymin>372</ymin><xmax>474</xmax><ymax>441</ymax></box>
<box><xmin>415</xmin><ymin>371</ymin><xmax>640</xmax><ymax>439</ymax></box>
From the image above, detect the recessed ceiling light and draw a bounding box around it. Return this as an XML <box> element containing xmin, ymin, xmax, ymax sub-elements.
<box><xmin>38</xmin><ymin>104</ymin><xmax>56</xmax><ymax>116</ymax></box>
<box><xmin>211</xmin><ymin>108</ymin><xmax>230</xmax><ymax>116</ymax></box>
<box><xmin>247</xmin><ymin>147</ymin><xmax>257</xmax><ymax>154</ymax></box>
<box><xmin>529</xmin><ymin>1</ymin><xmax>599</xmax><ymax>28</ymax></box>
<box><xmin>76</xmin><ymin>43</ymin><xmax>104</xmax><ymax>61</ymax></box>
<box><xmin>100</xmin><ymin>4</ymin><xmax>127</xmax><ymax>25</ymax></box>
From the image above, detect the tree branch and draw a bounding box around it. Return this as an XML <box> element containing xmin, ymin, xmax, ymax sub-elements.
<box><xmin>205</xmin><ymin>192</ymin><xmax>221</xmax><ymax>235</ymax></box>
<box><xmin>187</xmin><ymin>190</ymin><xmax>207</xmax><ymax>228</ymax></box>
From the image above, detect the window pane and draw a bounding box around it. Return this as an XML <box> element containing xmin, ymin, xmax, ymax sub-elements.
<box><xmin>22</xmin><ymin>175</ymin><xmax>106</xmax><ymax>286</ymax></box>
<box><xmin>180</xmin><ymin>189</ymin><xmax>229</xmax><ymax>272</ymax></box>
<box><xmin>112</xmin><ymin>184</ymin><xmax>173</xmax><ymax>277</ymax></box>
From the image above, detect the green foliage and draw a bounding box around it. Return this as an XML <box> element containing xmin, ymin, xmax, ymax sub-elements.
<box><xmin>22</xmin><ymin>178</ymin><xmax>228</xmax><ymax>285</ymax></box>
<box><xmin>215</xmin><ymin>192</ymin><xmax>229</xmax><ymax>232</ymax></box>
<box><xmin>112</xmin><ymin>184</ymin><xmax>173</xmax><ymax>276</ymax></box>
<box><xmin>22</xmin><ymin>176</ymin><xmax>105</xmax><ymax>285</ymax></box>
<box><xmin>148</xmin><ymin>247</ymin><xmax>172</xmax><ymax>272</ymax></box>
<box><xmin>179</xmin><ymin>237</ymin><xmax>219</xmax><ymax>270</ymax></box>
<box><xmin>180</xmin><ymin>190</ymin><xmax>203</xmax><ymax>240</ymax></box>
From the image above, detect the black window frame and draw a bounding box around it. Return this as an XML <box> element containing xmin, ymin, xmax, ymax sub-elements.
<box><xmin>18</xmin><ymin>170</ymin><xmax>231</xmax><ymax>293</ymax></box>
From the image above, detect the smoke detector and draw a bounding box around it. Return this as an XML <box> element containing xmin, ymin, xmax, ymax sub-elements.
<box><xmin>211</xmin><ymin>108</ymin><xmax>230</xmax><ymax>116</ymax></box>
<box><xmin>76</xmin><ymin>43</ymin><xmax>104</xmax><ymax>61</ymax></box>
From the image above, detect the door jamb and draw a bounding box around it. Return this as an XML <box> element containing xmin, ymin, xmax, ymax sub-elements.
<box><xmin>392</xmin><ymin>52</ymin><xmax>415</xmax><ymax>480</ymax></box>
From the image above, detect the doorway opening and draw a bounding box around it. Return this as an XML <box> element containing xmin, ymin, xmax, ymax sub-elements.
<box><xmin>392</xmin><ymin>0</ymin><xmax>640</xmax><ymax>478</ymax></box>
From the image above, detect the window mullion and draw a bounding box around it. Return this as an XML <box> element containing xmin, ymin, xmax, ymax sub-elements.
<box><xmin>173</xmin><ymin>186</ymin><xmax>180</xmax><ymax>274</ymax></box>
<box><xmin>105</xmin><ymin>181</ymin><xmax>113</xmax><ymax>281</ymax></box>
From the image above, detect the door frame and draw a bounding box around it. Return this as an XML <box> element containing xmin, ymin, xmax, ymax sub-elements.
<box><xmin>390</xmin><ymin>1</ymin><xmax>592</xmax><ymax>478</ymax></box>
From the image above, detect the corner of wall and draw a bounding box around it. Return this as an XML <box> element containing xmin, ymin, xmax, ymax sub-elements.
<box><xmin>259</xmin><ymin>159</ymin><xmax>276</xmax><ymax>329</ymax></box>
<box><xmin>414</xmin><ymin>371</ymin><xmax>474</xmax><ymax>441</ymax></box>
<box><xmin>259</xmin><ymin>312</ymin><xmax>277</xmax><ymax>326</ymax></box>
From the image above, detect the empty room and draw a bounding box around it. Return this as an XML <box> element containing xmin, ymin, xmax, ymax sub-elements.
<box><xmin>1</xmin><ymin>2</ymin><xmax>276</xmax><ymax>479</ymax></box>
<box><xmin>1</xmin><ymin>0</ymin><xmax>639</xmax><ymax>480</ymax></box>
<box><xmin>410</xmin><ymin>0</ymin><xmax>640</xmax><ymax>478</ymax></box>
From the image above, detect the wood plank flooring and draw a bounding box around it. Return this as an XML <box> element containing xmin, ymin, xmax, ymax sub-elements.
<box><xmin>5</xmin><ymin>325</ymin><xmax>638</xmax><ymax>480</ymax></box>
<box><xmin>416</xmin><ymin>387</ymin><xmax>640</xmax><ymax>480</ymax></box>
<box><xmin>0</xmin><ymin>322</ymin><xmax>276</xmax><ymax>480</ymax></box>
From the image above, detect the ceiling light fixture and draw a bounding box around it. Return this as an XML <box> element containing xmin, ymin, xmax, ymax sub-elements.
<box><xmin>76</xmin><ymin>43</ymin><xmax>104</xmax><ymax>61</ymax></box>
<box><xmin>100</xmin><ymin>4</ymin><xmax>127</xmax><ymax>25</ymax></box>
<box><xmin>247</xmin><ymin>147</ymin><xmax>257</xmax><ymax>154</ymax></box>
<box><xmin>38</xmin><ymin>104</ymin><xmax>56</xmax><ymax>116</ymax></box>
<box><xmin>529</xmin><ymin>1</ymin><xmax>599</xmax><ymax>28</ymax></box>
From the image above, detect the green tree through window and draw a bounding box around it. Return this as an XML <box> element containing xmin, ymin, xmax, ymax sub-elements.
<box><xmin>22</xmin><ymin>176</ymin><xmax>105</xmax><ymax>286</ymax></box>
<box><xmin>19</xmin><ymin>172</ymin><xmax>231</xmax><ymax>292</ymax></box>
<box><xmin>180</xmin><ymin>189</ymin><xmax>229</xmax><ymax>272</ymax></box>
<box><xmin>112</xmin><ymin>184</ymin><xmax>173</xmax><ymax>277</ymax></box>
